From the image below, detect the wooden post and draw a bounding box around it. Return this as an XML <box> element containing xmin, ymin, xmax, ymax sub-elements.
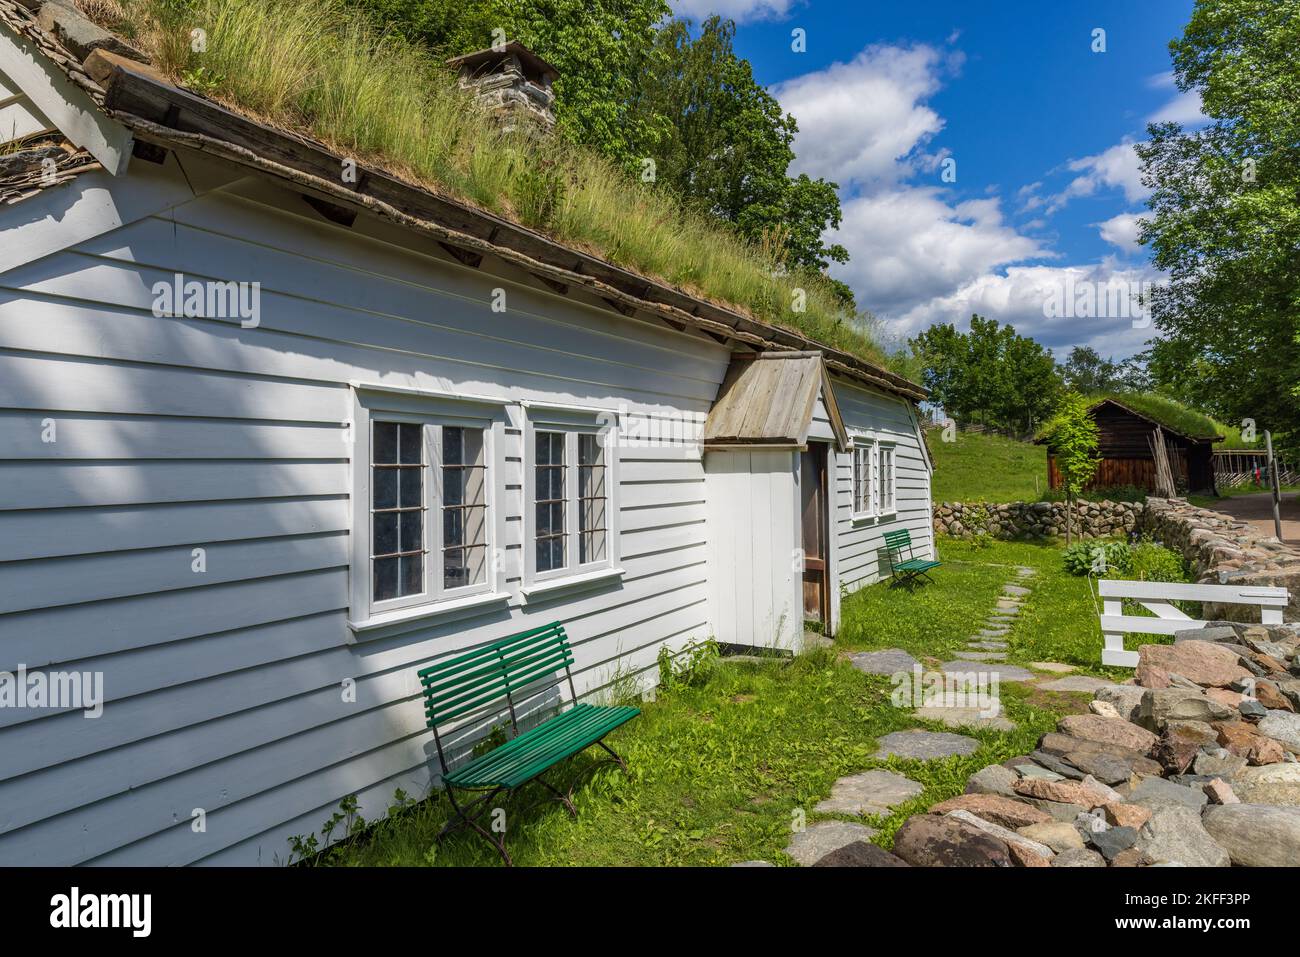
<box><xmin>1266</xmin><ymin>430</ymin><xmax>1283</xmax><ymax>540</ymax></box>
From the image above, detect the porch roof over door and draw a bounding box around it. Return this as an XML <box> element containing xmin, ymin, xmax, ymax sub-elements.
<box><xmin>702</xmin><ymin>351</ymin><xmax>849</xmax><ymax>452</ymax></box>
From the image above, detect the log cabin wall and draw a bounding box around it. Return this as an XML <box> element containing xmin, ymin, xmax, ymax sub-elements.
<box><xmin>1045</xmin><ymin>401</ymin><xmax>1215</xmax><ymax>494</ymax></box>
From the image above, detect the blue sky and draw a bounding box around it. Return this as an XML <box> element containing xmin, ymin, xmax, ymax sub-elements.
<box><xmin>673</xmin><ymin>0</ymin><xmax>1202</xmax><ymax>360</ymax></box>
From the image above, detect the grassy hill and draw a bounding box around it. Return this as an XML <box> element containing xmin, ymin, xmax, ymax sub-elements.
<box><xmin>927</xmin><ymin>429</ymin><xmax>1048</xmax><ymax>503</ymax></box>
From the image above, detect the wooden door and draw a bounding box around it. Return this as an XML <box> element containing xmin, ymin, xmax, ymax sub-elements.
<box><xmin>800</xmin><ymin>443</ymin><xmax>829</xmax><ymax>624</ymax></box>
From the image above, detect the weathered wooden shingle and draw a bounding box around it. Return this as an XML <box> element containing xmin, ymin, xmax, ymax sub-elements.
<box><xmin>703</xmin><ymin>351</ymin><xmax>848</xmax><ymax>450</ymax></box>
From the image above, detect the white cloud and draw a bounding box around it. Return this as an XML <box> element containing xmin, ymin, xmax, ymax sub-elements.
<box><xmin>1147</xmin><ymin>89</ymin><xmax>1205</xmax><ymax>125</ymax></box>
<box><xmin>774</xmin><ymin>43</ymin><xmax>954</xmax><ymax>187</ymax></box>
<box><xmin>1145</xmin><ymin>71</ymin><xmax>1206</xmax><ymax>126</ymax></box>
<box><xmin>772</xmin><ymin>42</ymin><xmax>1158</xmax><ymax>359</ymax></box>
<box><xmin>884</xmin><ymin>261</ymin><xmax>1162</xmax><ymax>357</ymax></box>
<box><xmin>670</xmin><ymin>0</ymin><xmax>797</xmax><ymax>22</ymax></box>
<box><xmin>1096</xmin><ymin>212</ymin><xmax>1145</xmax><ymax>254</ymax></box>
<box><xmin>829</xmin><ymin>187</ymin><xmax>1045</xmax><ymax>316</ymax></box>
<box><xmin>1048</xmin><ymin>139</ymin><xmax>1149</xmax><ymax>212</ymax></box>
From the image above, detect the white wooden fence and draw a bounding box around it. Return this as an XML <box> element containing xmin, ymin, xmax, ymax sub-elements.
<box><xmin>1099</xmin><ymin>579</ymin><xmax>1290</xmax><ymax>667</ymax></box>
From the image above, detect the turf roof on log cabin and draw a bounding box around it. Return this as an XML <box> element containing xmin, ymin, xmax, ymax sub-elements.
<box><xmin>0</xmin><ymin>0</ymin><xmax>926</xmax><ymax>403</ymax></box>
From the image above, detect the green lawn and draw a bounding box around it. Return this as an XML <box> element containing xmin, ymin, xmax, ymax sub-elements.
<box><xmin>309</xmin><ymin>539</ymin><xmax>1110</xmax><ymax>867</ymax></box>
<box><xmin>927</xmin><ymin>429</ymin><xmax>1048</xmax><ymax>503</ymax></box>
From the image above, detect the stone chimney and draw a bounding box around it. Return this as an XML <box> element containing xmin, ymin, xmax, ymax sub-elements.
<box><xmin>447</xmin><ymin>42</ymin><xmax>560</xmax><ymax>134</ymax></box>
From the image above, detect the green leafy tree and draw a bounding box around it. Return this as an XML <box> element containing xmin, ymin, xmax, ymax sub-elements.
<box><xmin>1047</xmin><ymin>392</ymin><xmax>1101</xmax><ymax>545</ymax></box>
<box><xmin>1136</xmin><ymin>0</ymin><xmax>1300</xmax><ymax>444</ymax></box>
<box><xmin>910</xmin><ymin>316</ymin><xmax>1061</xmax><ymax>434</ymax></box>
<box><xmin>1060</xmin><ymin>347</ymin><xmax>1151</xmax><ymax>394</ymax></box>
<box><xmin>629</xmin><ymin>17</ymin><xmax>849</xmax><ymax>286</ymax></box>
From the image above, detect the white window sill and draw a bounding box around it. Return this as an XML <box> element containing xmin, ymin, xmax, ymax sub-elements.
<box><xmin>521</xmin><ymin>566</ymin><xmax>625</xmax><ymax>602</ymax></box>
<box><xmin>851</xmin><ymin>512</ymin><xmax>876</xmax><ymax>524</ymax></box>
<box><xmin>877</xmin><ymin>508</ymin><xmax>898</xmax><ymax>519</ymax></box>
<box><xmin>349</xmin><ymin>590</ymin><xmax>510</xmax><ymax>640</ymax></box>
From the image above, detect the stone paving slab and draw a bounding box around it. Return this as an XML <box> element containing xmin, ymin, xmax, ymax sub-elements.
<box><xmin>1003</xmin><ymin>584</ymin><xmax>1032</xmax><ymax>597</ymax></box>
<box><xmin>955</xmin><ymin>651</ymin><xmax>1006</xmax><ymax>661</ymax></box>
<box><xmin>1016</xmin><ymin>567</ymin><xmax>1035</xmax><ymax>577</ymax></box>
<box><xmin>1029</xmin><ymin>661</ymin><xmax>1076</xmax><ymax>674</ymax></box>
<box><xmin>874</xmin><ymin>729</ymin><xmax>980</xmax><ymax>760</ymax></box>
<box><xmin>848</xmin><ymin>648</ymin><xmax>920</xmax><ymax>676</ymax></box>
<box><xmin>1038</xmin><ymin>675</ymin><xmax>1114</xmax><ymax>693</ymax></box>
<box><xmin>978</xmin><ymin>628</ymin><xmax>1010</xmax><ymax>637</ymax></box>
<box><xmin>914</xmin><ymin>705</ymin><xmax>1016</xmax><ymax>732</ymax></box>
<box><xmin>784</xmin><ymin>821</ymin><xmax>878</xmax><ymax>866</ymax></box>
<box><xmin>814</xmin><ymin>769</ymin><xmax>923</xmax><ymax>816</ymax></box>
<box><xmin>992</xmin><ymin>605</ymin><xmax>1020</xmax><ymax>616</ymax></box>
<box><xmin>967</xmin><ymin>640</ymin><xmax>1008</xmax><ymax>650</ymax></box>
<box><xmin>939</xmin><ymin>660</ymin><xmax>1035</xmax><ymax>682</ymax></box>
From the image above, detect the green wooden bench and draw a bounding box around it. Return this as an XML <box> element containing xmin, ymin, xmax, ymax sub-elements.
<box><xmin>418</xmin><ymin>621</ymin><xmax>639</xmax><ymax>865</ymax></box>
<box><xmin>883</xmin><ymin>528</ymin><xmax>941</xmax><ymax>587</ymax></box>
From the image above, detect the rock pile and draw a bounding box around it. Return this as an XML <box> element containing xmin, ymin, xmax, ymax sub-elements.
<box><xmin>933</xmin><ymin>500</ymin><xmax>1143</xmax><ymax>541</ymax></box>
<box><xmin>1144</xmin><ymin>498</ymin><xmax>1300</xmax><ymax>621</ymax></box>
<box><xmin>830</xmin><ymin>621</ymin><xmax>1300</xmax><ymax>867</ymax></box>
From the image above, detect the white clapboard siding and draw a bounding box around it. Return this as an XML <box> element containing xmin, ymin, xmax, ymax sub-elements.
<box><xmin>832</xmin><ymin>378</ymin><xmax>935</xmax><ymax>593</ymax></box>
<box><xmin>0</xmin><ymin>171</ymin><xmax>728</xmax><ymax>866</ymax></box>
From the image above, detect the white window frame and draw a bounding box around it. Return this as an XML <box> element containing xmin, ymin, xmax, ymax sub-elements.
<box><xmin>522</xmin><ymin>405</ymin><xmax>622</xmax><ymax>599</ymax></box>
<box><xmin>348</xmin><ymin>385</ymin><xmax>508</xmax><ymax>636</ymax></box>
<box><xmin>876</xmin><ymin>441</ymin><xmax>897</xmax><ymax>517</ymax></box>
<box><xmin>851</xmin><ymin>437</ymin><xmax>874</xmax><ymax>521</ymax></box>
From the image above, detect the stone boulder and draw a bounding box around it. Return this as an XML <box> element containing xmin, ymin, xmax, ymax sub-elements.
<box><xmin>1202</xmin><ymin>804</ymin><xmax>1300</xmax><ymax>867</ymax></box>
<box><xmin>1257</xmin><ymin>712</ymin><xmax>1300</xmax><ymax>754</ymax></box>
<box><xmin>1232</xmin><ymin>764</ymin><xmax>1300</xmax><ymax>807</ymax></box>
<box><xmin>1017</xmin><ymin>821</ymin><xmax>1084</xmax><ymax>852</ymax></box>
<box><xmin>1056</xmin><ymin>714</ymin><xmax>1158</xmax><ymax>754</ymax></box>
<box><xmin>1136</xmin><ymin>640</ymin><xmax>1251</xmax><ymax>689</ymax></box>
<box><xmin>1216</xmin><ymin>721</ymin><xmax>1286</xmax><ymax>765</ymax></box>
<box><xmin>928</xmin><ymin>793</ymin><xmax>1051</xmax><ymax>829</ymax></box>
<box><xmin>1135</xmin><ymin>805</ymin><xmax>1230</xmax><ymax>867</ymax></box>
<box><xmin>964</xmin><ymin>764</ymin><xmax>1020</xmax><ymax>798</ymax></box>
<box><xmin>812</xmin><ymin>842</ymin><xmax>911</xmax><ymax>867</ymax></box>
<box><xmin>891</xmin><ymin>815</ymin><xmax>1014</xmax><ymax>867</ymax></box>
<box><xmin>1139</xmin><ymin>688</ymin><xmax>1233</xmax><ymax>731</ymax></box>
<box><xmin>1013</xmin><ymin>775</ymin><xmax>1120</xmax><ymax>809</ymax></box>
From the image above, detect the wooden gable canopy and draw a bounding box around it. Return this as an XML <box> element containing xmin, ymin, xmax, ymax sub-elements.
<box><xmin>703</xmin><ymin>351</ymin><xmax>849</xmax><ymax>451</ymax></box>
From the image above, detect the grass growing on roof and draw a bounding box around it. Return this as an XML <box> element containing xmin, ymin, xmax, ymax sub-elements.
<box><xmin>102</xmin><ymin>0</ymin><xmax>886</xmax><ymax>366</ymax></box>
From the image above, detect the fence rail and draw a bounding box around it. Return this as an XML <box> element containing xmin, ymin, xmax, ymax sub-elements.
<box><xmin>1098</xmin><ymin>579</ymin><xmax>1289</xmax><ymax>667</ymax></box>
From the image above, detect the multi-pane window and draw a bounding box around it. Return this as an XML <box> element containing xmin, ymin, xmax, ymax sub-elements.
<box><xmin>877</xmin><ymin>445</ymin><xmax>896</xmax><ymax>514</ymax></box>
<box><xmin>372</xmin><ymin>421</ymin><xmax>424</xmax><ymax>602</ymax></box>
<box><xmin>441</xmin><ymin>426</ymin><xmax>488</xmax><ymax>590</ymax></box>
<box><xmin>852</xmin><ymin>443</ymin><xmax>873</xmax><ymax>517</ymax></box>
<box><xmin>535</xmin><ymin>431</ymin><xmax>567</xmax><ymax>573</ymax></box>
<box><xmin>370</xmin><ymin>419</ymin><xmax>490</xmax><ymax>607</ymax></box>
<box><xmin>532</xmin><ymin>427</ymin><xmax>612</xmax><ymax>579</ymax></box>
<box><xmin>578</xmin><ymin>434</ymin><xmax>606</xmax><ymax>564</ymax></box>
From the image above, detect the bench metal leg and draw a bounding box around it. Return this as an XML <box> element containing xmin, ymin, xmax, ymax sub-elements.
<box><xmin>596</xmin><ymin>739</ymin><xmax>628</xmax><ymax>772</ymax></box>
<box><xmin>535</xmin><ymin>776</ymin><xmax>577</xmax><ymax>818</ymax></box>
<box><xmin>439</xmin><ymin>785</ymin><xmax>512</xmax><ymax>866</ymax></box>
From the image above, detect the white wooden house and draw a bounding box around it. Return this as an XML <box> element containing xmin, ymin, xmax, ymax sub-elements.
<box><xmin>0</xmin><ymin>4</ymin><xmax>933</xmax><ymax>866</ymax></box>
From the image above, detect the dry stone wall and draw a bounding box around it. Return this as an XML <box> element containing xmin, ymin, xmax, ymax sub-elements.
<box><xmin>932</xmin><ymin>500</ymin><xmax>1143</xmax><ymax>541</ymax></box>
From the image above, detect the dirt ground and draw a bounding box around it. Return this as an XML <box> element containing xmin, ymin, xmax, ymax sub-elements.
<box><xmin>1209</xmin><ymin>491</ymin><xmax>1300</xmax><ymax>545</ymax></box>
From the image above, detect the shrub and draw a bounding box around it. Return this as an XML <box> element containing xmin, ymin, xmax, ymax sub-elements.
<box><xmin>1063</xmin><ymin>539</ymin><xmax>1131</xmax><ymax>577</ymax></box>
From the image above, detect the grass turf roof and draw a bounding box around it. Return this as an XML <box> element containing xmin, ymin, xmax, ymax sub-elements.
<box><xmin>85</xmin><ymin>0</ymin><xmax>893</xmax><ymax>373</ymax></box>
<box><xmin>1036</xmin><ymin>392</ymin><xmax>1230</xmax><ymax>444</ymax></box>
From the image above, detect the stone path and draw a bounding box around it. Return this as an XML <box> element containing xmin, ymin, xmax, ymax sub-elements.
<box><xmin>814</xmin><ymin>769</ymin><xmax>924</xmax><ymax>816</ymax></box>
<box><xmin>874</xmin><ymin>729</ymin><xmax>980</xmax><ymax>760</ymax></box>
<box><xmin>782</xmin><ymin>560</ymin><xmax>1125</xmax><ymax>866</ymax></box>
<box><xmin>848</xmin><ymin>648</ymin><xmax>919</xmax><ymax>675</ymax></box>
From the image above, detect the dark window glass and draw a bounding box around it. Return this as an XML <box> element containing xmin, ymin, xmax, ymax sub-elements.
<box><xmin>535</xmin><ymin>431</ymin><xmax>566</xmax><ymax>572</ymax></box>
<box><xmin>372</xmin><ymin>420</ymin><xmax>424</xmax><ymax>602</ymax></box>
